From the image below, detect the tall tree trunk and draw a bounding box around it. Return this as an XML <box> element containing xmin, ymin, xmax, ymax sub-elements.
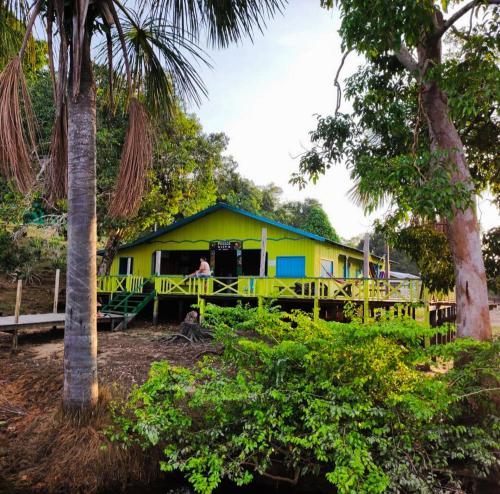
<box><xmin>97</xmin><ymin>228</ymin><xmax>123</xmax><ymax>276</ymax></box>
<box><xmin>421</xmin><ymin>79</ymin><xmax>491</xmax><ymax>341</ymax></box>
<box><xmin>63</xmin><ymin>32</ymin><xmax>98</xmax><ymax>412</ymax></box>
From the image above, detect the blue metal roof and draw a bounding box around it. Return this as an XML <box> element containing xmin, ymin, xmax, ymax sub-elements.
<box><xmin>108</xmin><ymin>202</ymin><xmax>380</xmax><ymax>259</ymax></box>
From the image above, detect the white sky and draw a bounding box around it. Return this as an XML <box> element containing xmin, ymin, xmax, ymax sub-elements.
<box><xmin>26</xmin><ymin>1</ymin><xmax>499</xmax><ymax>238</ymax></box>
<box><xmin>190</xmin><ymin>0</ymin><xmax>499</xmax><ymax>239</ymax></box>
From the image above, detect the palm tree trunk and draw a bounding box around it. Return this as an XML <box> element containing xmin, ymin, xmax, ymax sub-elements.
<box><xmin>97</xmin><ymin>229</ymin><xmax>123</xmax><ymax>276</ymax></box>
<box><xmin>63</xmin><ymin>32</ymin><xmax>98</xmax><ymax>412</ymax></box>
<box><xmin>421</xmin><ymin>80</ymin><xmax>491</xmax><ymax>341</ymax></box>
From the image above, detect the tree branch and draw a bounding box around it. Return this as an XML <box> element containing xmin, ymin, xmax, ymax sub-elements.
<box><xmin>334</xmin><ymin>50</ymin><xmax>351</xmax><ymax>115</ymax></box>
<box><xmin>459</xmin><ymin>387</ymin><xmax>500</xmax><ymax>399</ymax></box>
<box><xmin>395</xmin><ymin>45</ymin><xmax>419</xmax><ymax>73</ymax></box>
<box><xmin>438</xmin><ymin>0</ymin><xmax>500</xmax><ymax>38</ymax></box>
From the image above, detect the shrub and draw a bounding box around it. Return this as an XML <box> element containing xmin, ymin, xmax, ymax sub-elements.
<box><xmin>110</xmin><ymin>305</ymin><xmax>499</xmax><ymax>493</ymax></box>
<box><xmin>0</xmin><ymin>227</ymin><xmax>66</xmax><ymax>282</ymax></box>
<box><xmin>0</xmin><ymin>229</ymin><xmax>42</xmax><ymax>283</ymax></box>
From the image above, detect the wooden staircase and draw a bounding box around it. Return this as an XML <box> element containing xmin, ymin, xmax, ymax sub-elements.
<box><xmin>101</xmin><ymin>285</ymin><xmax>155</xmax><ymax>331</ymax></box>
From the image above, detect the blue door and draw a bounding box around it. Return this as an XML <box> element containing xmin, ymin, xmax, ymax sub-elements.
<box><xmin>276</xmin><ymin>256</ymin><xmax>306</xmax><ymax>277</ymax></box>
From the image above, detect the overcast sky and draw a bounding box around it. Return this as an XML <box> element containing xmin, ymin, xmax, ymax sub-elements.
<box><xmin>190</xmin><ymin>0</ymin><xmax>498</xmax><ymax>240</ymax></box>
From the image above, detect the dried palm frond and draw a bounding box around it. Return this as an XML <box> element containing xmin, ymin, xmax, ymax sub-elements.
<box><xmin>0</xmin><ymin>56</ymin><xmax>36</xmax><ymax>193</ymax></box>
<box><xmin>109</xmin><ymin>98</ymin><xmax>153</xmax><ymax>218</ymax></box>
<box><xmin>46</xmin><ymin>101</ymin><xmax>68</xmax><ymax>204</ymax></box>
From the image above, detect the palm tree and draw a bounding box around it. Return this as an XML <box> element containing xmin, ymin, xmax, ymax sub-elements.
<box><xmin>0</xmin><ymin>0</ymin><xmax>285</xmax><ymax>414</ymax></box>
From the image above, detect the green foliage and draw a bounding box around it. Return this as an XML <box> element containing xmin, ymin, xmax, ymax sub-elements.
<box><xmin>0</xmin><ymin>226</ymin><xmax>66</xmax><ymax>282</ymax></box>
<box><xmin>94</xmin><ymin>65</ymin><xmax>227</xmax><ymax>242</ymax></box>
<box><xmin>439</xmin><ymin>14</ymin><xmax>500</xmax><ymax>206</ymax></box>
<box><xmin>110</xmin><ymin>304</ymin><xmax>499</xmax><ymax>493</ymax></box>
<box><xmin>483</xmin><ymin>227</ymin><xmax>500</xmax><ymax>294</ymax></box>
<box><xmin>293</xmin><ymin>2</ymin><xmax>499</xmax><ymax>257</ymax></box>
<box><xmin>0</xmin><ymin>228</ymin><xmax>42</xmax><ymax>282</ymax></box>
<box><xmin>322</xmin><ymin>1</ymin><xmax>436</xmax><ymax>55</ymax></box>
<box><xmin>293</xmin><ymin>111</ymin><xmax>473</xmax><ymax>224</ymax></box>
<box><xmin>275</xmin><ymin>199</ymin><xmax>341</xmax><ymax>241</ymax></box>
<box><xmin>384</xmin><ymin>224</ymin><xmax>455</xmax><ymax>293</ymax></box>
<box><xmin>217</xmin><ymin>168</ymin><xmax>341</xmax><ymax>240</ymax></box>
<box><xmin>300</xmin><ymin>204</ymin><xmax>339</xmax><ymax>241</ymax></box>
<box><xmin>215</xmin><ymin>158</ymin><xmax>271</xmax><ymax>213</ymax></box>
<box><xmin>0</xmin><ymin>179</ymin><xmax>32</xmax><ymax>224</ymax></box>
<box><xmin>355</xmin><ymin>230</ymin><xmax>419</xmax><ymax>275</ymax></box>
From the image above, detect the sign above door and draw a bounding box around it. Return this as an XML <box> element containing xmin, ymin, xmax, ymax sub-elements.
<box><xmin>209</xmin><ymin>241</ymin><xmax>242</xmax><ymax>251</ymax></box>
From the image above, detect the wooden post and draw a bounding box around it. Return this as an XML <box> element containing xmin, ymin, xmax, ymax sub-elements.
<box><xmin>53</xmin><ymin>269</ymin><xmax>60</xmax><ymax>313</ymax></box>
<box><xmin>12</xmin><ymin>279</ymin><xmax>22</xmax><ymax>351</ymax></box>
<box><xmin>198</xmin><ymin>297</ymin><xmax>206</xmax><ymax>322</ymax></box>
<box><xmin>259</xmin><ymin>228</ymin><xmax>267</xmax><ymax>277</ymax></box>
<box><xmin>363</xmin><ymin>233</ymin><xmax>370</xmax><ymax>278</ymax></box>
<box><xmin>422</xmin><ymin>287</ymin><xmax>431</xmax><ymax>348</ymax></box>
<box><xmin>384</xmin><ymin>243</ymin><xmax>390</xmax><ymax>298</ymax></box>
<box><xmin>313</xmin><ymin>280</ymin><xmax>320</xmax><ymax>322</ymax></box>
<box><xmin>385</xmin><ymin>243</ymin><xmax>390</xmax><ymax>279</ymax></box>
<box><xmin>155</xmin><ymin>250</ymin><xmax>161</xmax><ymax>276</ymax></box>
<box><xmin>363</xmin><ymin>279</ymin><xmax>370</xmax><ymax>323</ymax></box>
<box><xmin>153</xmin><ymin>295</ymin><xmax>159</xmax><ymax>325</ymax></box>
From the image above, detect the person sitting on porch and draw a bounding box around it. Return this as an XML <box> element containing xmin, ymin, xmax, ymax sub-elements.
<box><xmin>190</xmin><ymin>257</ymin><xmax>211</xmax><ymax>278</ymax></box>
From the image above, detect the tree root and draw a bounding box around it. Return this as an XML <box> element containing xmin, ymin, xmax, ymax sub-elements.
<box><xmin>162</xmin><ymin>321</ymin><xmax>213</xmax><ymax>344</ymax></box>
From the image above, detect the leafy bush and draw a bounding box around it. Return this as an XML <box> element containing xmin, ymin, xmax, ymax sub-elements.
<box><xmin>110</xmin><ymin>305</ymin><xmax>499</xmax><ymax>493</ymax></box>
<box><xmin>0</xmin><ymin>227</ymin><xmax>66</xmax><ymax>283</ymax></box>
<box><xmin>0</xmin><ymin>228</ymin><xmax>41</xmax><ymax>280</ymax></box>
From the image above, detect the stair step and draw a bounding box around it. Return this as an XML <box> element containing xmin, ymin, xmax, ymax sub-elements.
<box><xmin>101</xmin><ymin>287</ymin><xmax>155</xmax><ymax>323</ymax></box>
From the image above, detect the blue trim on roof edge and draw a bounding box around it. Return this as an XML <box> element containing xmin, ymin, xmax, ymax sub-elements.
<box><xmin>100</xmin><ymin>202</ymin><xmax>381</xmax><ymax>260</ymax></box>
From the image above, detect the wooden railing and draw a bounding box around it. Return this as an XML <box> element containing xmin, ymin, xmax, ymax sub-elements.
<box><xmin>428</xmin><ymin>289</ymin><xmax>456</xmax><ymax>304</ymax></box>
<box><xmin>97</xmin><ymin>275</ymin><xmax>428</xmax><ymax>304</ymax></box>
<box><xmin>97</xmin><ymin>275</ymin><xmax>144</xmax><ymax>293</ymax></box>
<box><xmin>97</xmin><ymin>275</ymin><xmax>458</xmax><ymax>324</ymax></box>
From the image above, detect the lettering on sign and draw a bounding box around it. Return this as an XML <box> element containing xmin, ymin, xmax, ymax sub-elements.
<box><xmin>209</xmin><ymin>241</ymin><xmax>242</xmax><ymax>251</ymax></box>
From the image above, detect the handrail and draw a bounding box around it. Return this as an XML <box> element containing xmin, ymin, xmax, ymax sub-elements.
<box><xmin>97</xmin><ymin>275</ymin><xmax>144</xmax><ymax>293</ymax></box>
<box><xmin>96</xmin><ymin>275</ymin><xmax>453</xmax><ymax>307</ymax></box>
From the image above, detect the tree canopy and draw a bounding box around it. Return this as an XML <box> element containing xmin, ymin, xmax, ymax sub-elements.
<box><xmin>291</xmin><ymin>0</ymin><xmax>498</xmax><ymax>339</ymax></box>
<box><xmin>216</xmin><ymin>163</ymin><xmax>341</xmax><ymax>241</ymax></box>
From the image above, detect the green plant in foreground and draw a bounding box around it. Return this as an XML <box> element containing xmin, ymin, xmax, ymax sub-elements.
<box><xmin>110</xmin><ymin>304</ymin><xmax>499</xmax><ymax>493</ymax></box>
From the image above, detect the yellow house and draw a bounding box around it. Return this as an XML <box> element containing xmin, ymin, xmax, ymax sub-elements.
<box><xmin>107</xmin><ymin>203</ymin><xmax>383</xmax><ymax>279</ymax></box>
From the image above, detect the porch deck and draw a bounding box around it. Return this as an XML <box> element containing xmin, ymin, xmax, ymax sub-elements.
<box><xmin>97</xmin><ymin>275</ymin><xmax>456</xmax><ymax>312</ymax></box>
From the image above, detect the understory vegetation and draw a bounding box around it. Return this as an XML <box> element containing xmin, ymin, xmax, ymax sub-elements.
<box><xmin>110</xmin><ymin>305</ymin><xmax>499</xmax><ymax>493</ymax></box>
<box><xmin>0</xmin><ymin>226</ymin><xmax>65</xmax><ymax>283</ymax></box>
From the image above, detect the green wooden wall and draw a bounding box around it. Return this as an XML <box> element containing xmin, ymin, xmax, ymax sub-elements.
<box><xmin>110</xmin><ymin>208</ymin><xmax>381</xmax><ymax>278</ymax></box>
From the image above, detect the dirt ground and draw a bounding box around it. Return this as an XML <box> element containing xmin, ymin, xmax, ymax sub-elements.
<box><xmin>0</xmin><ymin>322</ymin><xmax>215</xmax><ymax>493</ymax></box>
<box><xmin>0</xmin><ymin>275</ymin><xmax>64</xmax><ymax>317</ymax></box>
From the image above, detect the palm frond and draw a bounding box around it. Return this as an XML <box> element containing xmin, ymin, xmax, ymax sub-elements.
<box><xmin>103</xmin><ymin>10</ymin><xmax>210</xmax><ymax>115</ymax></box>
<box><xmin>109</xmin><ymin>97</ymin><xmax>153</xmax><ymax>218</ymax></box>
<box><xmin>0</xmin><ymin>57</ymin><xmax>36</xmax><ymax>192</ymax></box>
<box><xmin>148</xmin><ymin>0</ymin><xmax>286</xmax><ymax>47</ymax></box>
<box><xmin>348</xmin><ymin>176</ymin><xmax>389</xmax><ymax>213</ymax></box>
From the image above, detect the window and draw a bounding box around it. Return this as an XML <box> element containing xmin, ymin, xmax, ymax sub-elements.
<box><xmin>320</xmin><ymin>259</ymin><xmax>334</xmax><ymax>278</ymax></box>
<box><xmin>118</xmin><ymin>257</ymin><xmax>133</xmax><ymax>275</ymax></box>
